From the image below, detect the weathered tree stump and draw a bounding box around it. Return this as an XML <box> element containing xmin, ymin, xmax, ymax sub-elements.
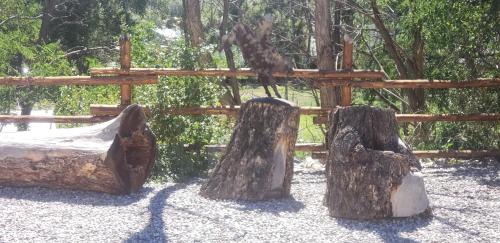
<box><xmin>325</xmin><ymin>106</ymin><xmax>429</xmax><ymax>219</ymax></box>
<box><xmin>0</xmin><ymin>105</ymin><xmax>156</xmax><ymax>194</ymax></box>
<box><xmin>200</xmin><ymin>97</ymin><xmax>299</xmax><ymax>200</ymax></box>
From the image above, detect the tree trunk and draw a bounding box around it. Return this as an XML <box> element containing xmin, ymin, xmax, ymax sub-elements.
<box><xmin>370</xmin><ymin>0</ymin><xmax>426</xmax><ymax>113</ymax></box>
<box><xmin>219</xmin><ymin>0</ymin><xmax>241</xmax><ymax>105</ymax></box>
<box><xmin>0</xmin><ymin>105</ymin><xmax>156</xmax><ymax>194</ymax></box>
<box><xmin>38</xmin><ymin>0</ymin><xmax>62</xmax><ymax>44</ymax></box>
<box><xmin>16</xmin><ymin>98</ymin><xmax>33</xmax><ymax>131</ymax></box>
<box><xmin>184</xmin><ymin>0</ymin><xmax>204</xmax><ymax>47</ymax></box>
<box><xmin>325</xmin><ymin>106</ymin><xmax>429</xmax><ymax>219</ymax></box>
<box><xmin>200</xmin><ymin>98</ymin><xmax>300</xmax><ymax>200</ymax></box>
<box><xmin>315</xmin><ymin>0</ymin><xmax>340</xmax><ymax>108</ymax></box>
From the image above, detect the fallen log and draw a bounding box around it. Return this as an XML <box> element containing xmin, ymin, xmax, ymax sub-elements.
<box><xmin>0</xmin><ymin>105</ymin><xmax>156</xmax><ymax>194</ymax></box>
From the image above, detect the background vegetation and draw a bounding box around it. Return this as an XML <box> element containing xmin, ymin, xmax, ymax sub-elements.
<box><xmin>1</xmin><ymin>0</ymin><xmax>498</xmax><ymax>180</ymax></box>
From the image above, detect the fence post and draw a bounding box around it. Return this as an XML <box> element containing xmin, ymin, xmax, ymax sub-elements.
<box><xmin>341</xmin><ymin>35</ymin><xmax>353</xmax><ymax>106</ymax></box>
<box><xmin>120</xmin><ymin>34</ymin><xmax>132</xmax><ymax>106</ymax></box>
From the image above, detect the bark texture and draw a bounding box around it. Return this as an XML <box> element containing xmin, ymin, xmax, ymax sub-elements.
<box><xmin>0</xmin><ymin>105</ymin><xmax>156</xmax><ymax>194</ymax></box>
<box><xmin>325</xmin><ymin>106</ymin><xmax>426</xmax><ymax>219</ymax></box>
<box><xmin>315</xmin><ymin>0</ymin><xmax>340</xmax><ymax>107</ymax></box>
<box><xmin>183</xmin><ymin>0</ymin><xmax>204</xmax><ymax>47</ymax></box>
<box><xmin>370</xmin><ymin>0</ymin><xmax>426</xmax><ymax>113</ymax></box>
<box><xmin>200</xmin><ymin>98</ymin><xmax>299</xmax><ymax>200</ymax></box>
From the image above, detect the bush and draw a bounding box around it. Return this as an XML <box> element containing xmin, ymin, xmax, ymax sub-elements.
<box><xmin>135</xmin><ymin>38</ymin><xmax>230</xmax><ymax>181</ymax></box>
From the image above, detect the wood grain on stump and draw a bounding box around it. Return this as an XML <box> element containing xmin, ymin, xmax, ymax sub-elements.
<box><xmin>325</xmin><ymin>106</ymin><xmax>429</xmax><ymax>219</ymax></box>
<box><xmin>0</xmin><ymin>105</ymin><xmax>156</xmax><ymax>194</ymax></box>
<box><xmin>200</xmin><ymin>97</ymin><xmax>299</xmax><ymax>200</ymax></box>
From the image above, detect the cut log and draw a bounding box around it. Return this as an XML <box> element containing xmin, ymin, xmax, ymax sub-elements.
<box><xmin>200</xmin><ymin>97</ymin><xmax>300</xmax><ymax>200</ymax></box>
<box><xmin>0</xmin><ymin>105</ymin><xmax>156</xmax><ymax>194</ymax></box>
<box><xmin>325</xmin><ymin>106</ymin><xmax>429</xmax><ymax>219</ymax></box>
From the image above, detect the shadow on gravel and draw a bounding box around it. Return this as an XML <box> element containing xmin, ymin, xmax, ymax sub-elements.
<box><xmin>337</xmin><ymin>214</ymin><xmax>432</xmax><ymax>243</ymax></box>
<box><xmin>126</xmin><ymin>183</ymin><xmax>188</xmax><ymax>243</ymax></box>
<box><xmin>450</xmin><ymin>163</ymin><xmax>499</xmax><ymax>188</ymax></box>
<box><xmin>231</xmin><ymin>196</ymin><xmax>305</xmax><ymax>215</ymax></box>
<box><xmin>0</xmin><ymin>185</ymin><xmax>153</xmax><ymax>206</ymax></box>
<box><xmin>294</xmin><ymin>169</ymin><xmax>325</xmax><ymax>176</ymax></box>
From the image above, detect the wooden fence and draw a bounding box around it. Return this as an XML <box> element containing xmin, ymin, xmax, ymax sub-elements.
<box><xmin>0</xmin><ymin>37</ymin><xmax>499</xmax><ymax>159</ymax></box>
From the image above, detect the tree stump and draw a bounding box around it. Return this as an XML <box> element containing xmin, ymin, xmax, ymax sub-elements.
<box><xmin>325</xmin><ymin>106</ymin><xmax>429</xmax><ymax>219</ymax></box>
<box><xmin>0</xmin><ymin>105</ymin><xmax>156</xmax><ymax>194</ymax></box>
<box><xmin>200</xmin><ymin>97</ymin><xmax>299</xmax><ymax>200</ymax></box>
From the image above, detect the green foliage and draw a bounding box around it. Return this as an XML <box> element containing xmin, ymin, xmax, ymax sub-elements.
<box><xmin>127</xmin><ymin>30</ymin><xmax>229</xmax><ymax>180</ymax></box>
<box><xmin>54</xmin><ymin>85</ymin><xmax>120</xmax><ymax>115</ymax></box>
<box><xmin>354</xmin><ymin>0</ymin><xmax>499</xmax><ymax>150</ymax></box>
<box><xmin>151</xmin><ymin>78</ymin><xmax>229</xmax><ymax>181</ymax></box>
<box><xmin>0</xmin><ymin>0</ymin><xmax>73</xmax><ymax>115</ymax></box>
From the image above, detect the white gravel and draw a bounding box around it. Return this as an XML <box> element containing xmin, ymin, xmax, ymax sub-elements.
<box><xmin>1</xmin><ymin>159</ymin><xmax>499</xmax><ymax>243</ymax></box>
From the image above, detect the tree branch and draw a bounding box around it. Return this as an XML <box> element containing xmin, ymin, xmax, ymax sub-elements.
<box><xmin>370</xmin><ymin>89</ymin><xmax>401</xmax><ymax>112</ymax></box>
<box><xmin>64</xmin><ymin>46</ymin><xmax>116</xmax><ymax>57</ymax></box>
<box><xmin>369</xmin><ymin>0</ymin><xmax>408</xmax><ymax>78</ymax></box>
<box><xmin>0</xmin><ymin>14</ymin><xmax>43</xmax><ymax>27</ymax></box>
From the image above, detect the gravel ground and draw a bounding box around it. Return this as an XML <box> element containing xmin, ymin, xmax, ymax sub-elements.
<box><xmin>0</xmin><ymin>159</ymin><xmax>499</xmax><ymax>243</ymax></box>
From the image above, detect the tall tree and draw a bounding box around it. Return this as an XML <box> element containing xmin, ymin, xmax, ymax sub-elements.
<box><xmin>219</xmin><ymin>0</ymin><xmax>242</xmax><ymax>105</ymax></box>
<box><xmin>315</xmin><ymin>0</ymin><xmax>339</xmax><ymax>107</ymax></box>
<box><xmin>183</xmin><ymin>0</ymin><xmax>204</xmax><ymax>47</ymax></box>
<box><xmin>369</xmin><ymin>0</ymin><xmax>425</xmax><ymax>113</ymax></box>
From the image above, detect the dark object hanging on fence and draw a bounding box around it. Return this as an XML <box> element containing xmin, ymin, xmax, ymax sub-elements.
<box><xmin>325</xmin><ymin>106</ymin><xmax>430</xmax><ymax>219</ymax></box>
<box><xmin>221</xmin><ymin>14</ymin><xmax>293</xmax><ymax>98</ymax></box>
<box><xmin>0</xmin><ymin>105</ymin><xmax>156</xmax><ymax>194</ymax></box>
<box><xmin>200</xmin><ymin>97</ymin><xmax>300</xmax><ymax>200</ymax></box>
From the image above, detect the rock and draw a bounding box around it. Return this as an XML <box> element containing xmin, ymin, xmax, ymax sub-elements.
<box><xmin>391</xmin><ymin>172</ymin><xmax>430</xmax><ymax>217</ymax></box>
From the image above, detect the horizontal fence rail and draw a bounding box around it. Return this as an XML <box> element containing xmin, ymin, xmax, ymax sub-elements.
<box><xmin>315</xmin><ymin>78</ymin><xmax>500</xmax><ymax>88</ymax></box>
<box><xmin>206</xmin><ymin>143</ymin><xmax>325</xmax><ymax>153</ymax></box>
<box><xmin>89</xmin><ymin>105</ymin><xmax>328</xmax><ymax>117</ymax></box>
<box><xmin>1</xmin><ymin>35</ymin><xmax>498</xmax><ymax>159</ymax></box>
<box><xmin>88</xmin><ymin>105</ymin><xmax>500</xmax><ymax>122</ymax></box>
<box><xmin>0</xmin><ymin>76</ymin><xmax>158</xmax><ymax>86</ymax></box>
<box><xmin>0</xmin><ymin>115</ymin><xmax>112</xmax><ymax>123</ymax></box>
<box><xmin>206</xmin><ymin>144</ymin><xmax>500</xmax><ymax>159</ymax></box>
<box><xmin>91</xmin><ymin>68</ymin><xmax>386</xmax><ymax>80</ymax></box>
<box><xmin>1</xmin><ymin>106</ymin><xmax>499</xmax><ymax>124</ymax></box>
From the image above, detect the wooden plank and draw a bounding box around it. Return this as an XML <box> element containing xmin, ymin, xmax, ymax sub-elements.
<box><xmin>315</xmin><ymin>78</ymin><xmax>500</xmax><ymax>89</ymax></box>
<box><xmin>0</xmin><ymin>115</ymin><xmax>112</xmax><ymax>123</ymax></box>
<box><xmin>168</xmin><ymin>106</ymin><xmax>329</xmax><ymax>116</ymax></box>
<box><xmin>311</xmin><ymin>151</ymin><xmax>327</xmax><ymax>160</ymax></box>
<box><xmin>313</xmin><ymin>116</ymin><xmax>329</xmax><ymax>124</ymax></box>
<box><xmin>90</xmin><ymin>104</ymin><xmax>124</xmax><ymax>117</ymax></box>
<box><xmin>412</xmin><ymin>150</ymin><xmax>500</xmax><ymax>159</ymax></box>
<box><xmin>0</xmin><ymin>76</ymin><xmax>158</xmax><ymax>86</ymax></box>
<box><xmin>120</xmin><ymin>84</ymin><xmax>132</xmax><ymax>105</ymax></box>
<box><xmin>340</xmin><ymin>35</ymin><xmax>353</xmax><ymax>106</ymax></box>
<box><xmin>314</xmin><ymin>113</ymin><xmax>500</xmax><ymax>124</ymax></box>
<box><xmin>205</xmin><ymin>143</ymin><xmax>325</xmax><ymax>153</ymax></box>
<box><xmin>295</xmin><ymin>143</ymin><xmax>326</xmax><ymax>152</ymax></box>
<box><xmin>396</xmin><ymin>113</ymin><xmax>500</xmax><ymax>122</ymax></box>
<box><xmin>89</xmin><ymin>105</ymin><xmax>330</xmax><ymax>117</ymax></box>
<box><xmin>311</xmin><ymin>150</ymin><xmax>500</xmax><ymax>159</ymax></box>
<box><xmin>90</xmin><ymin>105</ymin><xmax>499</xmax><ymax>123</ymax></box>
<box><xmin>90</xmin><ymin>104</ymin><xmax>151</xmax><ymax>117</ymax></box>
<box><xmin>120</xmin><ymin>34</ymin><xmax>132</xmax><ymax>106</ymax></box>
<box><xmin>90</xmin><ymin>68</ymin><xmax>386</xmax><ymax>80</ymax></box>
<box><xmin>168</xmin><ymin>106</ymin><xmax>241</xmax><ymax>116</ymax></box>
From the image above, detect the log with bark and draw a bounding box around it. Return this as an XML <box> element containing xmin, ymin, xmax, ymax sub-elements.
<box><xmin>200</xmin><ymin>97</ymin><xmax>300</xmax><ymax>200</ymax></box>
<box><xmin>325</xmin><ymin>106</ymin><xmax>429</xmax><ymax>219</ymax></box>
<box><xmin>0</xmin><ymin>105</ymin><xmax>156</xmax><ymax>194</ymax></box>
